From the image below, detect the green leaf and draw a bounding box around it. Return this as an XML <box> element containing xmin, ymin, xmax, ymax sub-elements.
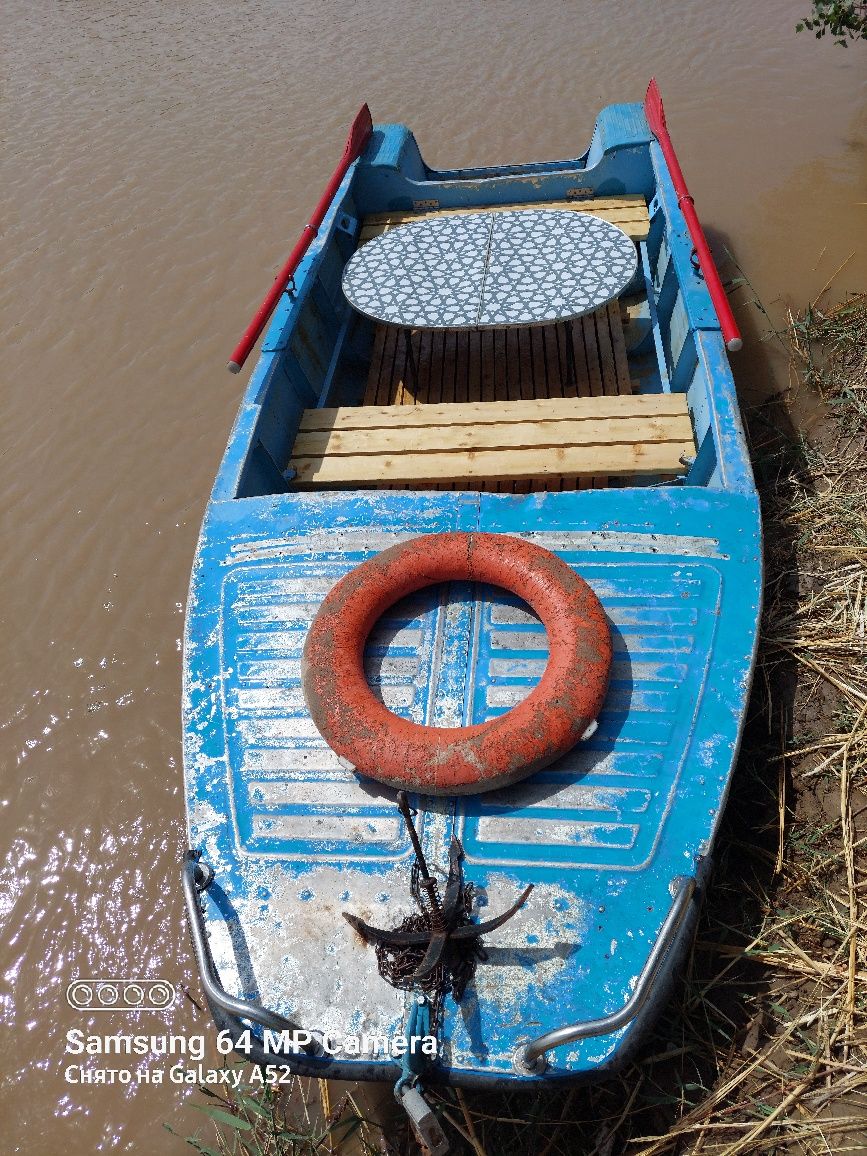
<box><xmin>192</xmin><ymin>1104</ymin><xmax>254</xmax><ymax>1132</ymax></box>
<box><xmin>235</xmin><ymin>1093</ymin><xmax>271</xmax><ymax>1120</ymax></box>
<box><xmin>189</xmin><ymin>1142</ymin><xmax>224</xmax><ymax>1156</ymax></box>
<box><xmin>196</xmin><ymin>1086</ymin><xmax>223</xmax><ymax>1100</ymax></box>
<box><xmin>329</xmin><ymin>1115</ymin><xmax>362</xmax><ymax>1139</ymax></box>
<box><xmin>163</xmin><ymin>1122</ymin><xmax>226</xmax><ymax>1156</ymax></box>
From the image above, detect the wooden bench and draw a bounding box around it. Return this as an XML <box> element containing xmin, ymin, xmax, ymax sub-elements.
<box><xmin>359</xmin><ymin>195</ymin><xmax>650</xmax><ymax>246</ymax></box>
<box><xmin>287</xmin><ymin>394</ymin><xmax>693</xmax><ymax>490</ymax></box>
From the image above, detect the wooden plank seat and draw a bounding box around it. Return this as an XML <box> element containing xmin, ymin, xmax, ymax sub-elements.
<box><xmin>287</xmin><ymin>394</ymin><xmax>693</xmax><ymax>490</ymax></box>
<box><xmin>359</xmin><ymin>195</ymin><xmax>650</xmax><ymax>246</ymax></box>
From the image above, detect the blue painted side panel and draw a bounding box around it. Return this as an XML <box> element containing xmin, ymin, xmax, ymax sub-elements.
<box><xmin>353</xmin><ymin>105</ymin><xmax>655</xmax><ymax>216</ymax></box>
<box><xmin>585</xmin><ymin>103</ymin><xmax>653</xmax><ymax>166</ymax></box>
<box><xmin>362</xmin><ymin>125</ymin><xmax>422</xmax><ymax>175</ymax></box>
<box><xmin>648</xmin><ymin>140</ymin><xmax>719</xmax><ymax>333</ymax></box>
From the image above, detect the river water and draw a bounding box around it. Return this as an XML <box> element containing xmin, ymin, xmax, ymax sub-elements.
<box><xmin>1</xmin><ymin>1</ymin><xmax>864</xmax><ymax>1150</ymax></box>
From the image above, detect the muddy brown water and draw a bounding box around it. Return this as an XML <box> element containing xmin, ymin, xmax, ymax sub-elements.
<box><xmin>1</xmin><ymin>0</ymin><xmax>865</xmax><ymax>1150</ymax></box>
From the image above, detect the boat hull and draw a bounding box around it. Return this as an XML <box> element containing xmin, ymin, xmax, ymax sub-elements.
<box><xmin>183</xmin><ymin>485</ymin><xmax>760</xmax><ymax>1082</ymax></box>
<box><xmin>182</xmin><ymin>99</ymin><xmax>762</xmax><ymax>1084</ymax></box>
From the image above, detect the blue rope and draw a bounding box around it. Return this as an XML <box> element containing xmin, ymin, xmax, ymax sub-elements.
<box><xmin>394</xmin><ymin>994</ymin><xmax>432</xmax><ymax>1098</ymax></box>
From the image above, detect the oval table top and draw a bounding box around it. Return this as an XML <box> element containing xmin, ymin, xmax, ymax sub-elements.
<box><xmin>341</xmin><ymin>208</ymin><xmax>638</xmax><ymax>331</ymax></box>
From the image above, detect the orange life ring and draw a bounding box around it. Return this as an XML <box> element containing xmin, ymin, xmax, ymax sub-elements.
<box><xmin>301</xmin><ymin>532</ymin><xmax>611</xmax><ymax>795</ymax></box>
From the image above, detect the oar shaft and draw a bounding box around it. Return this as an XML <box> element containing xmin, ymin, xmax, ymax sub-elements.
<box><xmin>644</xmin><ymin>79</ymin><xmax>742</xmax><ymax>353</ymax></box>
<box><xmin>228</xmin><ymin>103</ymin><xmax>373</xmax><ymax>373</ymax></box>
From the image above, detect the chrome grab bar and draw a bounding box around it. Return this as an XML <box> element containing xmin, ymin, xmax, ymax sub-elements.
<box><xmin>513</xmin><ymin>873</ymin><xmax>698</xmax><ymax>1074</ymax></box>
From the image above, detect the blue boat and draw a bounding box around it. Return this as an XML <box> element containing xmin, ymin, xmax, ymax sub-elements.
<box><xmin>182</xmin><ymin>85</ymin><xmax>761</xmax><ymax>1110</ymax></box>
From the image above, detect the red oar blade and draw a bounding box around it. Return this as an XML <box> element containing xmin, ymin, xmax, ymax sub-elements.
<box><xmin>644</xmin><ymin>77</ymin><xmax>666</xmax><ymax>139</ymax></box>
<box><xmin>343</xmin><ymin>103</ymin><xmax>374</xmax><ymax>165</ymax></box>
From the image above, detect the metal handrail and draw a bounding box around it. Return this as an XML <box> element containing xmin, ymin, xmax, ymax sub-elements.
<box><xmin>182</xmin><ymin>850</ymin><xmax>311</xmax><ymax>1043</ymax></box>
<box><xmin>513</xmin><ymin>874</ymin><xmax>698</xmax><ymax>1073</ymax></box>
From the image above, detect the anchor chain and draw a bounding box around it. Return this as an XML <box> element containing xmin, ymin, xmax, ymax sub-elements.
<box><xmin>342</xmin><ymin>790</ymin><xmax>533</xmax><ymax>1025</ymax></box>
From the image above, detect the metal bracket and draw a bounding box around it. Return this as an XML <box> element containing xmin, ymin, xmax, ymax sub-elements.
<box><xmin>335</xmin><ymin>211</ymin><xmax>358</xmax><ymax>238</ymax></box>
<box><xmin>398</xmin><ymin>1084</ymin><xmax>449</xmax><ymax>1154</ymax></box>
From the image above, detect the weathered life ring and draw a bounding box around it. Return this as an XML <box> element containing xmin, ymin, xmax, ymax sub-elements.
<box><xmin>301</xmin><ymin>532</ymin><xmax>611</xmax><ymax>795</ymax></box>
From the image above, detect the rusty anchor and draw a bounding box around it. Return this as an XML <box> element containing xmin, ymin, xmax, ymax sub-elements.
<box><xmin>343</xmin><ymin>791</ymin><xmax>533</xmax><ymax>985</ymax></box>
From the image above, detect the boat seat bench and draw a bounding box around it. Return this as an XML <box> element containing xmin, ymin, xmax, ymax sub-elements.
<box><xmin>287</xmin><ymin>394</ymin><xmax>693</xmax><ymax>490</ymax></box>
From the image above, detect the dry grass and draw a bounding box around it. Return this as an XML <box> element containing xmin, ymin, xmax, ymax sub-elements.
<box><xmin>785</xmin><ymin>292</ymin><xmax>867</xmax><ymax>429</ymax></box>
<box><xmin>182</xmin><ymin>295</ymin><xmax>867</xmax><ymax>1155</ymax></box>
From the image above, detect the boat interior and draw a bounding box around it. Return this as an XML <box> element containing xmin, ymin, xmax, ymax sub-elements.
<box><xmin>236</xmin><ymin>170</ymin><xmax>726</xmax><ymax>501</ymax></box>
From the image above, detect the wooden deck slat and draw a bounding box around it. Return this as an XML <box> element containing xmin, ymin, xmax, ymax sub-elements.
<box><xmin>436</xmin><ymin>331</ymin><xmax>449</xmax><ymax>405</ymax></box>
<box><xmin>417</xmin><ymin>330</ymin><xmax>432</xmax><ymax>406</ymax></box>
<box><xmin>363</xmin><ymin>323</ymin><xmax>387</xmax><ymax>406</ymax></box>
<box><xmin>289</xmin><ymin>391</ymin><xmax>693</xmax><ymax>489</ymax></box>
<box><xmin>363</xmin><ymin>195</ymin><xmax>647</xmax><ymax>219</ymax></box>
<box><xmin>479</xmin><ymin>330</ymin><xmax>495</xmax><ymax>404</ymax></box>
<box><xmin>292</xmin><ymin>413</ymin><xmax>693</xmax><ymax>459</ymax></box>
<box><xmin>580</xmin><ymin>315</ymin><xmax>603</xmax><ymax>398</ymax></box>
<box><xmin>349</xmin><ymin>296</ymin><xmax>653</xmax><ymax>491</ymax></box>
<box><xmin>489</xmin><ymin>330</ymin><xmax>506</xmax><ymax>404</ymax></box>
<box><xmin>503</xmin><ymin>329</ymin><xmax>519</xmax><ymax>403</ymax></box>
<box><xmin>291</xmin><ymin>440</ymin><xmax>692</xmax><ymax>488</ymax></box>
<box><xmin>558</xmin><ymin>324</ymin><xmax>576</xmax><ymax>400</ymax></box>
<box><xmin>384</xmin><ymin>326</ymin><xmax>402</xmax><ymax>405</ymax></box>
<box><xmin>394</xmin><ymin>330</ymin><xmax>408</xmax><ymax>406</ymax></box>
<box><xmin>300</xmin><ymin>393</ymin><xmax>688</xmax><ymax>432</ymax></box>
<box><xmin>447</xmin><ymin>332</ymin><xmax>459</xmax><ymax>410</ymax></box>
<box><xmin>359</xmin><ymin>195</ymin><xmax>650</xmax><ymax>244</ymax></box>
<box><xmin>595</xmin><ymin>310</ymin><xmax>619</xmax><ymax>399</ymax></box>
<box><xmin>607</xmin><ymin>300</ymin><xmax>633</xmax><ymax>395</ymax></box>
<box><xmin>514</xmin><ymin>329</ymin><xmax>529</xmax><ymax>409</ymax></box>
<box><xmin>544</xmin><ymin>326</ymin><xmax>564</xmax><ymax>399</ymax></box>
<box><xmin>568</xmin><ymin>320</ymin><xmax>591</xmax><ymax>401</ymax></box>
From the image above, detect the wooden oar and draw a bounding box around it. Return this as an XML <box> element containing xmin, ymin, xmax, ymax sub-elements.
<box><xmin>228</xmin><ymin>103</ymin><xmax>373</xmax><ymax>373</ymax></box>
<box><xmin>644</xmin><ymin>78</ymin><xmax>743</xmax><ymax>352</ymax></box>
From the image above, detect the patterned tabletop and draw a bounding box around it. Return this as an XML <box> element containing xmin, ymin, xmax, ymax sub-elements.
<box><xmin>342</xmin><ymin>209</ymin><xmax>638</xmax><ymax>330</ymax></box>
